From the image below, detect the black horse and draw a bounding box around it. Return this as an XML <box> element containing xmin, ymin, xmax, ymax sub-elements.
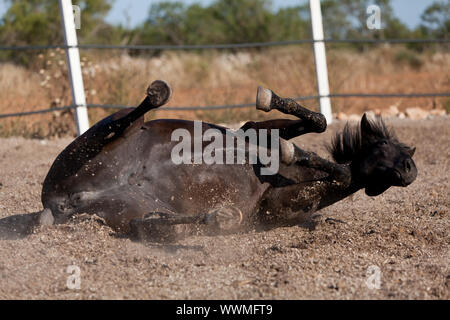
<box><xmin>1</xmin><ymin>81</ymin><xmax>417</xmax><ymax>241</ymax></box>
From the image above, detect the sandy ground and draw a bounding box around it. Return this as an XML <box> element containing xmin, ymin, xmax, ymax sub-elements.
<box><xmin>0</xmin><ymin>117</ymin><xmax>448</xmax><ymax>300</ymax></box>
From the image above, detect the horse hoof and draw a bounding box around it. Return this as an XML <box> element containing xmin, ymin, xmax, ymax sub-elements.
<box><xmin>256</xmin><ymin>86</ymin><xmax>272</xmax><ymax>112</ymax></box>
<box><xmin>39</xmin><ymin>208</ymin><xmax>54</xmax><ymax>226</ymax></box>
<box><xmin>208</xmin><ymin>206</ymin><xmax>243</xmax><ymax>231</ymax></box>
<box><xmin>146</xmin><ymin>80</ymin><xmax>172</xmax><ymax>107</ymax></box>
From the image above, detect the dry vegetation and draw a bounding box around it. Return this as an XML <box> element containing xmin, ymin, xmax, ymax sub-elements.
<box><xmin>0</xmin><ymin>46</ymin><xmax>449</xmax><ymax>138</ymax></box>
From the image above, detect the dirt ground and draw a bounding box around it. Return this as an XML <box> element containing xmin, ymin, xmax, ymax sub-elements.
<box><xmin>0</xmin><ymin>117</ymin><xmax>448</xmax><ymax>300</ymax></box>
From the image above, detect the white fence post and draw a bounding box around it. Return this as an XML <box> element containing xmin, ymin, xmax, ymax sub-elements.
<box><xmin>59</xmin><ymin>0</ymin><xmax>89</xmax><ymax>135</ymax></box>
<box><xmin>309</xmin><ymin>0</ymin><xmax>332</xmax><ymax>124</ymax></box>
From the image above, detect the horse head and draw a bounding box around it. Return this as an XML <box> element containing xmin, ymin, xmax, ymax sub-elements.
<box><xmin>330</xmin><ymin>113</ymin><xmax>417</xmax><ymax>196</ymax></box>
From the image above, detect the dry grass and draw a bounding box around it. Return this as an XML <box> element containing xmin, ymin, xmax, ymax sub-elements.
<box><xmin>0</xmin><ymin>46</ymin><xmax>449</xmax><ymax>138</ymax></box>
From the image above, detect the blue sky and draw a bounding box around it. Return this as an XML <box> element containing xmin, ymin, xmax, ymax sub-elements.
<box><xmin>0</xmin><ymin>0</ymin><xmax>435</xmax><ymax>30</ymax></box>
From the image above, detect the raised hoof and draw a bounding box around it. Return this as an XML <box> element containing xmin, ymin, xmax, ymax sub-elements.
<box><xmin>206</xmin><ymin>206</ymin><xmax>243</xmax><ymax>231</ymax></box>
<box><xmin>256</xmin><ymin>86</ymin><xmax>272</xmax><ymax>112</ymax></box>
<box><xmin>147</xmin><ymin>80</ymin><xmax>172</xmax><ymax>107</ymax></box>
<box><xmin>280</xmin><ymin>139</ymin><xmax>296</xmax><ymax>165</ymax></box>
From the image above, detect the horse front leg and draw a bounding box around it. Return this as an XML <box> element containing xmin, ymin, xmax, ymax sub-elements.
<box><xmin>240</xmin><ymin>119</ymin><xmax>319</xmax><ymax>141</ymax></box>
<box><xmin>280</xmin><ymin>140</ymin><xmax>351</xmax><ymax>185</ymax></box>
<box><xmin>238</xmin><ymin>121</ymin><xmax>350</xmax><ymax>184</ymax></box>
<box><xmin>240</xmin><ymin>86</ymin><xmax>327</xmax><ymax>141</ymax></box>
<box><xmin>252</xmin><ymin>86</ymin><xmax>348</xmax><ymax>183</ymax></box>
<box><xmin>256</xmin><ymin>86</ymin><xmax>327</xmax><ymax>134</ymax></box>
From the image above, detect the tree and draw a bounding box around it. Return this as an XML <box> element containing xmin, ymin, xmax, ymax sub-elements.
<box><xmin>208</xmin><ymin>0</ymin><xmax>274</xmax><ymax>44</ymax></box>
<box><xmin>272</xmin><ymin>6</ymin><xmax>310</xmax><ymax>41</ymax></box>
<box><xmin>0</xmin><ymin>0</ymin><xmax>113</xmax><ymax>64</ymax></box>
<box><xmin>419</xmin><ymin>0</ymin><xmax>449</xmax><ymax>38</ymax></box>
<box><xmin>140</xmin><ymin>1</ymin><xmax>188</xmax><ymax>45</ymax></box>
<box><xmin>137</xmin><ymin>0</ymin><xmax>310</xmax><ymax>46</ymax></box>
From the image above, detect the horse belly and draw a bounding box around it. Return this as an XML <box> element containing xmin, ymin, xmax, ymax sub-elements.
<box><xmin>143</xmin><ymin>156</ymin><xmax>268</xmax><ymax>225</ymax></box>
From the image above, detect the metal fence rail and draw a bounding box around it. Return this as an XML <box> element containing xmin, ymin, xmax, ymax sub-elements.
<box><xmin>1</xmin><ymin>93</ymin><xmax>449</xmax><ymax>119</ymax></box>
<box><xmin>0</xmin><ymin>38</ymin><xmax>448</xmax><ymax>51</ymax></box>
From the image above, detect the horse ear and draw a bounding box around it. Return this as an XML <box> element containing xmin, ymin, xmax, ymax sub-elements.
<box><xmin>406</xmin><ymin>146</ymin><xmax>416</xmax><ymax>157</ymax></box>
<box><xmin>360</xmin><ymin>113</ymin><xmax>376</xmax><ymax>142</ymax></box>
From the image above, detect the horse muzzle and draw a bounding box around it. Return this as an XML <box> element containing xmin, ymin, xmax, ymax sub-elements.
<box><xmin>393</xmin><ymin>158</ymin><xmax>417</xmax><ymax>187</ymax></box>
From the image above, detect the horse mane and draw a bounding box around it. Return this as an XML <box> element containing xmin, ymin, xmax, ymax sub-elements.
<box><xmin>328</xmin><ymin>116</ymin><xmax>398</xmax><ymax>164</ymax></box>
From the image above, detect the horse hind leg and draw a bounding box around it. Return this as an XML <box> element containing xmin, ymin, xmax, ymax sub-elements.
<box><xmin>129</xmin><ymin>212</ymin><xmax>194</xmax><ymax>242</ymax></box>
<box><xmin>129</xmin><ymin>207</ymin><xmax>243</xmax><ymax>242</ymax></box>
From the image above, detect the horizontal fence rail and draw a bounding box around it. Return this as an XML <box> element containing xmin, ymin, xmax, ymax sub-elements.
<box><xmin>0</xmin><ymin>38</ymin><xmax>448</xmax><ymax>51</ymax></box>
<box><xmin>0</xmin><ymin>37</ymin><xmax>449</xmax><ymax>120</ymax></box>
<box><xmin>1</xmin><ymin>93</ymin><xmax>450</xmax><ymax>119</ymax></box>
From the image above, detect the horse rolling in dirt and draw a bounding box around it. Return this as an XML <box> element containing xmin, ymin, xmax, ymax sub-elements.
<box><xmin>12</xmin><ymin>80</ymin><xmax>417</xmax><ymax>241</ymax></box>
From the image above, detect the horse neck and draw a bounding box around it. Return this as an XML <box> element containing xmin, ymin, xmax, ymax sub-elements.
<box><xmin>319</xmin><ymin>179</ymin><xmax>362</xmax><ymax>210</ymax></box>
<box><xmin>339</xmin><ymin>161</ymin><xmax>367</xmax><ymax>198</ymax></box>
<box><xmin>318</xmin><ymin>163</ymin><xmax>365</xmax><ymax>210</ymax></box>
